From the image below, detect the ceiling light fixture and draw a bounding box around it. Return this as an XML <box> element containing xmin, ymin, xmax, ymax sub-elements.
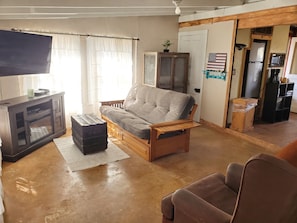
<box><xmin>172</xmin><ymin>0</ymin><xmax>182</xmax><ymax>15</ymax></box>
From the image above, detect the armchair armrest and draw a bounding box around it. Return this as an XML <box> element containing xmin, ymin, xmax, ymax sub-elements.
<box><xmin>150</xmin><ymin>120</ymin><xmax>200</xmax><ymax>138</ymax></box>
<box><xmin>100</xmin><ymin>100</ymin><xmax>124</xmax><ymax>108</ymax></box>
<box><xmin>172</xmin><ymin>189</ymin><xmax>231</xmax><ymax>223</ymax></box>
<box><xmin>225</xmin><ymin>163</ymin><xmax>244</xmax><ymax>193</ymax></box>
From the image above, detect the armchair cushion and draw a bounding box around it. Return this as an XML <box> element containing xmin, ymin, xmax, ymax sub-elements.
<box><xmin>183</xmin><ymin>173</ymin><xmax>238</xmax><ymax>215</ymax></box>
<box><xmin>161</xmin><ymin>173</ymin><xmax>238</xmax><ymax>221</ymax></box>
<box><xmin>172</xmin><ymin>189</ymin><xmax>231</xmax><ymax>223</ymax></box>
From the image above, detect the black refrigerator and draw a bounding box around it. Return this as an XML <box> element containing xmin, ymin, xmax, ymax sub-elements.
<box><xmin>242</xmin><ymin>41</ymin><xmax>266</xmax><ymax>98</ymax></box>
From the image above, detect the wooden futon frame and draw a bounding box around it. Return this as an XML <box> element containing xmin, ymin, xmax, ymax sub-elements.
<box><xmin>101</xmin><ymin>100</ymin><xmax>199</xmax><ymax>161</ymax></box>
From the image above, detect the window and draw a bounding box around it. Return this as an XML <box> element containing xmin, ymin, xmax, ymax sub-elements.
<box><xmin>85</xmin><ymin>37</ymin><xmax>133</xmax><ymax>113</ymax></box>
<box><xmin>19</xmin><ymin>33</ymin><xmax>134</xmax><ymax>126</ymax></box>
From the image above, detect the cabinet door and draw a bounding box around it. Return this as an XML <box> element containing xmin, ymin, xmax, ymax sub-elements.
<box><xmin>8</xmin><ymin>108</ymin><xmax>30</xmax><ymax>153</ymax></box>
<box><xmin>144</xmin><ymin>53</ymin><xmax>157</xmax><ymax>87</ymax></box>
<box><xmin>173</xmin><ymin>56</ymin><xmax>188</xmax><ymax>93</ymax></box>
<box><xmin>27</xmin><ymin>100</ymin><xmax>53</xmax><ymax>143</ymax></box>
<box><xmin>52</xmin><ymin>94</ymin><xmax>65</xmax><ymax>133</ymax></box>
<box><xmin>158</xmin><ymin>56</ymin><xmax>173</xmax><ymax>90</ymax></box>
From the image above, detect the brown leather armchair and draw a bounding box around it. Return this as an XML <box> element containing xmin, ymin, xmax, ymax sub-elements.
<box><xmin>161</xmin><ymin>153</ymin><xmax>297</xmax><ymax>223</ymax></box>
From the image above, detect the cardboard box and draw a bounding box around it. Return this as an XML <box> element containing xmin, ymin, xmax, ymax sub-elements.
<box><xmin>232</xmin><ymin>98</ymin><xmax>258</xmax><ymax>109</ymax></box>
<box><xmin>231</xmin><ymin>98</ymin><xmax>258</xmax><ymax>132</ymax></box>
<box><xmin>231</xmin><ymin>106</ymin><xmax>255</xmax><ymax>132</ymax></box>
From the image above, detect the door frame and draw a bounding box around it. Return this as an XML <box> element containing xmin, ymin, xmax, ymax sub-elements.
<box><xmin>285</xmin><ymin>37</ymin><xmax>297</xmax><ymax>113</ymax></box>
<box><xmin>237</xmin><ymin>38</ymin><xmax>271</xmax><ymax>121</ymax></box>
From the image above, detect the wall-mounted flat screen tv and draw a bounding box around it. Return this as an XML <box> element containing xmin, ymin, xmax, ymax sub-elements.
<box><xmin>0</xmin><ymin>30</ymin><xmax>52</xmax><ymax>76</ymax></box>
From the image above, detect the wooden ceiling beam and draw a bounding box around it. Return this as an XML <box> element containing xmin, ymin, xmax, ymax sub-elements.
<box><xmin>237</xmin><ymin>6</ymin><xmax>297</xmax><ymax>28</ymax></box>
<box><xmin>179</xmin><ymin>5</ymin><xmax>297</xmax><ymax>29</ymax></box>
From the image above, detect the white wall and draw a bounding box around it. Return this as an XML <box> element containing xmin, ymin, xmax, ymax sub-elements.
<box><xmin>0</xmin><ymin>16</ymin><xmax>179</xmax><ymax>99</ymax></box>
<box><xmin>269</xmin><ymin>25</ymin><xmax>291</xmax><ymax>78</ymax></box>
<box><xmin>180</xmin><ymin>20</ymin><xmax>236</xmax><ymax>127</ymax></box>
<box><xmin>270</xmin><ymin>25</ymin><xmax>290</xmax><ymax>54</ymax></box>
<box><xmin>230</xmin><ymin>29</ymin><xmax>251</xmax><ymax>100</ymax></box>
<box><xmin>0</xmin><ymin>76</ymin><xmax>21</xmax><ymax>99</ymax></box>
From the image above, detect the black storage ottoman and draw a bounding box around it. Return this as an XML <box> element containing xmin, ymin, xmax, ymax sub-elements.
<box><xmin>71</xmin><ymin>114</ymin><xmax>108</xmax><ymax>155</ymax></box>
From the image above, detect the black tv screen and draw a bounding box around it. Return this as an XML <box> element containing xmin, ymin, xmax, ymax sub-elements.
<box><xmin>0</xmin><ymin>30</ymin><xmax>52</xmax><ymax>76</ymax></box>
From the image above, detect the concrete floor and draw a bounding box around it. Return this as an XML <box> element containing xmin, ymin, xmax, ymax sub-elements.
<box><xmin>225</xmin><ymin>113</ymin><xmax>297</xmax><ymax>153</ymax></box>
<box><xmin>245</xmin><ymin>112</ymin><xmax>297</xmax><ymax>148</ymax></box>
<box><xmin>2</xmin><ymin>125</ymin><xmax>273</xmax><ymax>223</ymax></box>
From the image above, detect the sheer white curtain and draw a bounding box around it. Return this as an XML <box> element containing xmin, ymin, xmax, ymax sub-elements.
<box><xmin>85</xmin><ymin>37</ymin><xmax>133</xmax><ymax>114</ymax></box>
<box><xmin>18</xmin><ymin>33</ymin><xmax>134</xmax><ymax>127</ymax></box>
<box><xmin>18</xmin><ymin>34</ymin><xmax>82</xmax><ymax>127</ymax></box>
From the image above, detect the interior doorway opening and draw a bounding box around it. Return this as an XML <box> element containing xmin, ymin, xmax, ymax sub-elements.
<box><xmin>241</xmin><ymin>40</ymin><xmax>267</xmax><ymax>98</ymax></box>
<box><xmin>241</xmin><ymin>40</ymin><xmax>268</xmax><ymax>121</ymax></box>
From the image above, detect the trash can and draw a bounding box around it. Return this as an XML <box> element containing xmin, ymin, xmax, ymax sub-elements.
<box><xmin>230</xmin><ymin>98</ymin><xmax>258</xmax><ymax>132</ymax></box>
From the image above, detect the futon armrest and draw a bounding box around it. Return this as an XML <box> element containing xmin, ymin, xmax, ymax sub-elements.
<box><xmin>188</xmin><ymin>104</ymin><xmax>198</xmax><ymax>120</ymax></box>
<box><xmin>100</xmin><ymin>100</ymin><xmax>124</xmax><ymax>108</ymax></box>
<box><xmin>172</xmin><ymin>189</ymin><xmax>231</xmax><ymax>223</ymax></box>
<box><xmin>225</xmin><ymin>163</ymin><xmax>244</xmax><ymax>193</ymax></box>
<box><xmin>150</xmin><ymin>120</ymin><xmax>200</xmax><ymax>137</ymax></box>
<box><xmin>150</xmin><ymin>119</ymin><xmax>196</xmax><ymax>128</ymax></box>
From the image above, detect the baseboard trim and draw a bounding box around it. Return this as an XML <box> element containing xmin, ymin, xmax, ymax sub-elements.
<box><xmin>200</xmin><ymin>119</ymin><xmax>281</xmax><ymax>154</ymax></box>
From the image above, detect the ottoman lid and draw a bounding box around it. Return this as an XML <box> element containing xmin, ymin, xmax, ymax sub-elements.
<box><xmin>72</xmin><ymin>114</ymin><xmax>105</xmax><ymax>126</ymax></box>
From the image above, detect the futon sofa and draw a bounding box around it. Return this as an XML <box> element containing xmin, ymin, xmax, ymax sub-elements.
<box><xmin>99</xmin><ymin>84</ymin><xmax>199</xmax><ymax>161</ymax></box>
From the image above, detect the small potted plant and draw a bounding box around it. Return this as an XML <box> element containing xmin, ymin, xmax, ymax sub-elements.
<box><xmin>162</xmin><ymin>40</ymin><xmax>172</xmax><ymax>52</ymax></box>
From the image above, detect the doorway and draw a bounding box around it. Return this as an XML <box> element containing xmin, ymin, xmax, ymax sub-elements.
<box><xmin>241</xmin><ymin>40</ymin><xmax>267</xmax><ymax>121</ymax></box>
<box><xmin>241</xmin><ymin>40</ymin><xmax>267</xmax><ymax>98</ymax></box>
<box><xmin>227</xmin><ymin>25</ymin><xmax>297</xmax><ymax>151</ymax></box>
<box><xmin>285</xmin><ymin>36</ymin><xmax>297</xmax><ymax>113</ymax></box>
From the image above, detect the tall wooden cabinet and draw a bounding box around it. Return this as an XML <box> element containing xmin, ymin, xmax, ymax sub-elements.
<box><xmin>143</xmin><ymin>52</ymin><xmax>189</xmax><ymax>93</ymax></box>
<box><xmin>0</xmin><ymin>92</ymin><xmax>66</xmax><ymax>161</ymax></box>
<box><xmin>262</xmin><ymin>82</ymin><xmax>294</xmax><ymax>123</ymax></box>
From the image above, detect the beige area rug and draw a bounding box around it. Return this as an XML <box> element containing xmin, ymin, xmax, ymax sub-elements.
<box><xmin>53</xmin><ymin>136</ymin><xmax>130</xmax><ymax>172</ymax></box>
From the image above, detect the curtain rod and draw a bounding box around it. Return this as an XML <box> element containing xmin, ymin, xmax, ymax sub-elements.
<box><xmin>10</xmin><ymin>28</ymin><xmax>140</xmax><ymax>41</ymax></box>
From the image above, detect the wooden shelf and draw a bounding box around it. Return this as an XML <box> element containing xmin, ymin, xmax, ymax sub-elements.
<box><xmin>262</xmin><ymin>82</ymin><xmax>294</xmax><ymax>123</ymax></box>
